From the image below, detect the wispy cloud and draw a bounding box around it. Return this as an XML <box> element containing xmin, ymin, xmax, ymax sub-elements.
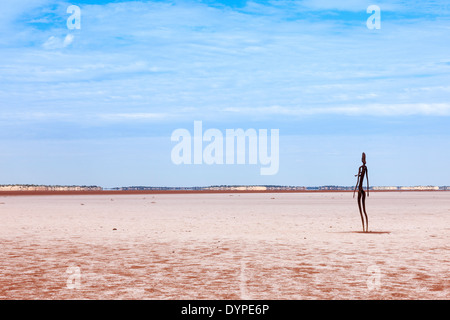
<box><xmin>98</xmin><ymin>112</ymin><xmax>172</xmax><ymax>122</ymax></box>
<box><xmin>224</xmin><ymin>103</ymin><xmax>450</xmax><ymax>117</ymax></box>
<box><xmin>0</xmin><ymin>0</ymin><xmax>447</xmax><ymax>135</ymax></box>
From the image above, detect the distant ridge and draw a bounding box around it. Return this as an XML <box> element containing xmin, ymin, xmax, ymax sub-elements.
<box><xmin>1</xmin><ymin>184</ymin><xmax>449</xmax><ymax>193</ymax></box>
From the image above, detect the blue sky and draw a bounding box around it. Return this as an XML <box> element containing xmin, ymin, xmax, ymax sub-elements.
<box><xmin>0</xmin><ymin>0</ymin><xmax>449</xmax><ymax>187</ymax></box>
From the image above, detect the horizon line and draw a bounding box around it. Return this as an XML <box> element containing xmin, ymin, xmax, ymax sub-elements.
<box><xmin>1</xmin><ymin>183</ymin><xmax>449</xmax><ymax>190</ymax></box>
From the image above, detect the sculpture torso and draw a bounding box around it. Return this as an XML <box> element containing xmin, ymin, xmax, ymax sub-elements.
<box><xmin>358</xmin><ymin>165</ymin><xmax>367</xmax><ymax>190</ymax></box>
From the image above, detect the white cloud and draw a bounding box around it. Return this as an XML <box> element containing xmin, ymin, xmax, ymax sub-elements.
<box><xmin>42</xmin><ymin>34</ymin><xmax>74</xmax><ymax>49</ymax></box>
<box><xmin>63</xmin><ymin>34</ymin><xmax>74</xmax><ymax>47</ymax></box>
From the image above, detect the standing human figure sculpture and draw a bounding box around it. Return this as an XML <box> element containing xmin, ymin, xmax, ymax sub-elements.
<box><xmin>353</xmin><ymin>152</ymin><xmax>369</xmax><ymax>232</ymax></box>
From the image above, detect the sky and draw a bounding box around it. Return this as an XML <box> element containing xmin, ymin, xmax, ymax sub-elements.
<box><xmin>0</xmin><ymin>0</ymin><xmax>449</xmax><ymax>188</ymax></box>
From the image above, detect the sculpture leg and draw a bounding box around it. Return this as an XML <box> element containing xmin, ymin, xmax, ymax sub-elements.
<box><xmin>357</xmin><ymin>191</ymin><xmax>365</xmax><ymax>232</ymax></box>
<box><xmin>361</xmin><ymin>190</ymin><xmax>368</xmax><ymax>232</ymax></box>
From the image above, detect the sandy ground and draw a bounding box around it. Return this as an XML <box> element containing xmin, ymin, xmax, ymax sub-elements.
<box><xmin>0</xmin><ymin>191</ymin><xmax>448</xmax><ymax>300</ymax></box>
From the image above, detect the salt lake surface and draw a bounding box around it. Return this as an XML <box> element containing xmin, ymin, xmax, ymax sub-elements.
<box><xmin>0</xmin><ymin>192</ymin><xmax>449</xmax><ymax>299</ymax></box>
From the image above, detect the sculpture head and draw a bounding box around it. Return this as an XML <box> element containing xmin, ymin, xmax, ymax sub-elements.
<box><xmin>362</xmin><ymin>152</ymin><xmax>366</xmax><ymax>164</ymax></box>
